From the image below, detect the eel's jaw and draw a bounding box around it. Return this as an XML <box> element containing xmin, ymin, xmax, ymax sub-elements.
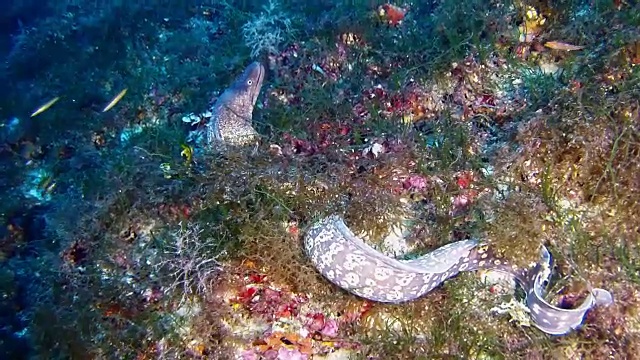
<box><xmin>232</xmin><ymin>61</ymin><xmax>265</xmax><ymax>107</ymax></box>
<box><xmin>250</xmin><ymin>62</ymin><xmax>265</xmax><ymax>106</ymax></box>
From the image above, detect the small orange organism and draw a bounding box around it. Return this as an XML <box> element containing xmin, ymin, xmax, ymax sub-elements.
<box><xmin>379</xmin><ymin>4</ymin><xmax>407</xmax><ymax>26</ymax></box>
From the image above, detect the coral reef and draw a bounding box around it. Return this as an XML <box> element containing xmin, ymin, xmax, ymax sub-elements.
<box><xmin>0</xmin><ymin>0</ymin><xmax>639</xmax><ymax>359</ymax></box>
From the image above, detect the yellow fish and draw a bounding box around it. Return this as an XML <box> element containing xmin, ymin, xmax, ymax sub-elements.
<box><xmin>30</xmin><ymin>97</ymin><xmax>60</xmax><ymax>117</ymax></box>
<box><xmin>102</xmin><ymin>88</ymin><xmax>128</xmax><ymax>112</ymax></box>
<box><xmin>180</xmin><ymin>144</ymin><xmax>194</xmax><ymax>163</ymax></box>
<box><xmin>544</xmin><ymin>41</ymin><xmax>585</xmax><ymax>51</ymax></box>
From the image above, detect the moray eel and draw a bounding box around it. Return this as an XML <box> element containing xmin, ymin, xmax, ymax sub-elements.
<box><xmin>207</xmin><ymin>61</ymin><xmax>265</xmax><ymax>146</ymax></box>
<box><xmin>304</xmin><ymin>215</ymin><xmax>613</xmax><ymax>335</ymax></box>
<box><xmin>207</xmin><ymin>61</ymin><xmax>613</xmax><ymax>336</ymax></box>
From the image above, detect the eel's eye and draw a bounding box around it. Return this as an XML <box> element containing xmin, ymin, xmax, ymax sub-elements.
<box><xmin>247</xmin><ymin>79</ymin><xmax>253</xmax><ymax>86</ymax></box>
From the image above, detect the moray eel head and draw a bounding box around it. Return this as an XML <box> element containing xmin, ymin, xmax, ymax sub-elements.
<box><xmin>209</xmin><ymin>61</ymin><xmax>265</xmax><ymax>146</ymax></box>
<box><xmin>228</xmin><ymin>61</ymin><xmax>265</xmax><ymax>108</ymax></box>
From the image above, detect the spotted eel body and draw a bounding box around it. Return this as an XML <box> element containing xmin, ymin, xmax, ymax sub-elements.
<box><xmin>304</xmin><ymin>215</ymin><xmax>613</xmax><ymax>335</ymax></box>
<box><xmin>206</xmin><ymin>61</ymin><xmax>613</xmax><ymax>336</ymax></box>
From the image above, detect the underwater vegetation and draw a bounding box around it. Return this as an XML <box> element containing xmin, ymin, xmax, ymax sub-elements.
<box><xmin>0</xmin><ymin>0</ymin><xmax>639</xmax><ymax>359</ymax></box>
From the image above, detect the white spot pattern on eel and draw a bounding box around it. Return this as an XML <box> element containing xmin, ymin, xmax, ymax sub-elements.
<box><xmin>206</xmin><ymin>61</ymin><xmax>614</xmax><ymax>336</ymax></box>
<box><xmin>304</xmin><ymin>215</ymin><xmax>614</xmax><ymax>335</ymax></box>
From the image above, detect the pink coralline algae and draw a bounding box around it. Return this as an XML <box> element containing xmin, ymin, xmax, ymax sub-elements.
<box><xmin>277</xmin><ymin>347</ymin><xmax>309</xmax><ymax>360</ymax></box>
<box><xmin>403</xmin><ymin>174</ymin><xmax>429</xmax><ymax>191</ymax></box>
<box><xmin>319</xmin><ymin>318</ymin><xmax>339</xmax><ymax>337</ymax></box>
<box><xmin>304</xmin><ymin>313</ymin><xmax>339</xmax><ymax>338</ymax></box>
<box><xmin>240</xmin><ymin>350</ymin><xmax>259</xmax><ymax>360</ymax></box>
